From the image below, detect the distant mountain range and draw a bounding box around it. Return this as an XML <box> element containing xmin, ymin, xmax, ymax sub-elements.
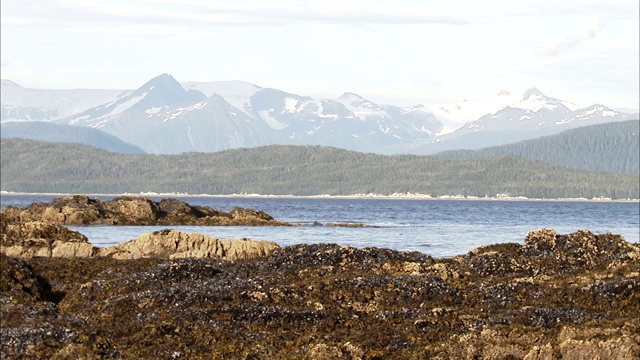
<box><xmin>0</xmin><ymin>121</ymin><xmax>144</xmax><ymax>154</ymax></box>
<box><xmin>1</xmin><ymin>74</ymin><xmax>637</xmax><ymax>155</ymax></box>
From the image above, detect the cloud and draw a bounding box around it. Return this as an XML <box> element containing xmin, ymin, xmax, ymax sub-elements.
<box><xmin>538</xmin><ymin>19</ymin><xmax>605</xmax><ymax>56</ymax></box>
<box><xmin>1</xmin><ymin>0</ymin><xmax>471</xmax><ymax>31</ymax></box>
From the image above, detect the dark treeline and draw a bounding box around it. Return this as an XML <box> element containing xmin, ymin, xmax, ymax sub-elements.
<box><xmin>1</xmin><ymin>138</ymin><xmax>638</xmax><ymax>199</ymax></box>
<box><xmin>434</xmin><ymin>120</ymin><xmax>640</xmax><ymax>174</ymax></box>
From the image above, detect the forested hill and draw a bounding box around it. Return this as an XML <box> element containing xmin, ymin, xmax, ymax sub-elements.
<box><xmin>433</xmin><ymin>120</ymin><xmax>640</xmax><ymax>174</ymax></box>
<box><xmin>1</xmin><ymin>139</ymin><xmax>637</xmax><ymax>199</ymax></box>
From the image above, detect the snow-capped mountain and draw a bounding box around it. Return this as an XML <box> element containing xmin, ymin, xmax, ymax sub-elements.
<box><xmin>418</xmin><ymin>88</ymin><xmax>579</xmax><ymax>135</ymax></box>
<box><xmin>64</xmin><ymin>74</ymin><xmax>206</xmax><ymax>128</ymax></box>
<box><xmin>414</xmin><ymin>93</ymin><xmax>635</xmax><ymax>154</ymax></box>
<box><xmin>55</xmin><ymin>75</ymin><xmax>444</xmax><ymax>154</ymax></box>
<box><xmin>57</xmin><ymin>75</ymin><xmax>273</xmax><ymax>154</ymax></box>
<box><xmin>242</xmin><ymin>88</ymin><xmax>442</xmax><ymax>151</ymax></box>
<box><xmin>0</xmin><ymin>79</ymin><xmax>129</xmax><ymax>122</ymax></box>
<box><xmin>6</xmin><ymin>74</ymin><xmax>637</xmax><ymax>155</ymax></box>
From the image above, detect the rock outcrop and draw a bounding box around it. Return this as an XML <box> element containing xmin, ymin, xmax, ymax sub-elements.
<box><xmin>0</xmin><ymin>220</ymin><xmax>280</xmax><ymax>261</ymax></box>
<box><xmin>0</xmin><ymin>218</ymin><xmax>97</xmax><ymax>258</ymax></box>
<box><xmin>0</xmin><ymin>196</ymin><xmax>286</xmax><ymax>260</ymax></box>
<box><xmin>0</xmin><ymin>195</ymin><xmax>291</xmax><ymax>226</ymax></box>
<box><xmin>1</xmin><ymin>228</ymin><xmax>638</xmax><ymax>359</ymax></box>
<box><xmin>97</xmin><ymin>229</ymin><xmax>280</xmax><ymax>260</ymax></box>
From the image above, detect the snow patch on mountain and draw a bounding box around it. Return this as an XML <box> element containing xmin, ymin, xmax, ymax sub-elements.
<box><xmin>284</xmin><ymin>97</ymin><xmax>300</xmax><ymax>113</ymax></box>
<box><xmin>258</xmin><ymin>110</ymin><xmax>288</xmax><ymax>129</ymax></box>
<box><xmin>578</xmin><ymin>105</ymin><xmax>617</xmax><ymax>118</ymax></box>
<box><xmin>335</xmin><ymin>92</ymin><xmax>387</xmax><ymax>120</ymax></box>
<box><xmin>411</xmin><ymin>123</ymin><xmax>433</xmax><ymax>136</ymax></box>
<box><xmin>306</xmin><ymin>126</ymin><xmax>322</xmax><ymax>135</ymax></box>
<box><xmin>163</xmin><ymin>101</ymin><xmax>208</xmax><ymax>122</ymax></box>
<box><xmin>108</xmin><ymin>93</ymin><xmax>148</xmax><ymax>117</ymax></box>
<box><xmin>146</xmin><ymin>107</ymin><xmax>163</xmax><ymax>116</ymax></box>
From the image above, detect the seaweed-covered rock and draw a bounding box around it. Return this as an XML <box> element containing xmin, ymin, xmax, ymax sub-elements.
<box><xmin>0</xmin><ymin>254</ymin><xmax>52</xmax><ymax>305</ymax></box>
<box><xmin>459</xmin><ymin>228</ymin><xmax>640</xmax><ymax>278</ymax></box>
<box><xmin>1</xmin><ymin>230</ymin><xmax>639</xmax><ymax>359</ymax></box>
<box><xmin>523</xmin><ymin>228</ymin><xmax>640</xmax><ymax>272</ymax></box>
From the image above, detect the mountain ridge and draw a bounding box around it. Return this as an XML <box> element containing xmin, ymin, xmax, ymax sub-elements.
<box><xmin>0</xmin><ymin>121</ymin><xmax>145</xmax><ymax>154</ymax></box>
<box><xmin>1</xmin><ymin>138</ymin><xmax>637</xmax><ymax>199</ymax></box>
<box><xmin>433</xmin><ymin>120</ymin><xmax>640</xmax><ymax>174</ymax></box>
<box><xmin>2</xmin><ymin>74</ymin><xmax>637</xmax><ymax>155</ymax></box>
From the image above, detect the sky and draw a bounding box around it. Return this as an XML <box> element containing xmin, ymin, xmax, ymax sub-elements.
<box><xmin>1</xmin><ymin>0</ymin><xmax>638</xmax><ymax>110</ymax></box>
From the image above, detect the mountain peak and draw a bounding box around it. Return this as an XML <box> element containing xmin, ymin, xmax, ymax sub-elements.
<box><xmin>139</xmin><ymin>73</ymin><xmax>180</xmax><ymax>91</ymax></box>
<box><xmin>522</xmin><ymin>88</ymin><xmax>543</xmax><ymax>100</ymax></box>
<box><xmin>129</xmin><ymin>74</ymin><xmax>205</xmax><ymax>103</ymax></box>
<box><xmin>497</xmin><ymin>90</ymin><xmax>511</xmax><ymax>97</ymax></box>
<box><xmin>339</xmin><ymin>92</ymin><xmax>363</xmax><ymax>100</ymax></box>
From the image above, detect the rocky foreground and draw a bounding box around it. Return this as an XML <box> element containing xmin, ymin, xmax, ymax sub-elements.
<box><xmin>1</xmin><ymin>199</ymin><xmax>639</xmax><ymax>359</ymax></box>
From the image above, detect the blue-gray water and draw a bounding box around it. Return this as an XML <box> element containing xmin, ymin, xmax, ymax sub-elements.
<box><xmin>2</xmin><ymin>194</ymin><xmax>638</xmax><ymax>257</ymax></box>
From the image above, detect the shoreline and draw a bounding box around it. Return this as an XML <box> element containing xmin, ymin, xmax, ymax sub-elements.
<box><xmin>1</xmin><ymin>190</ymin><xmax>638</xmax><ymax>203</ymax></box>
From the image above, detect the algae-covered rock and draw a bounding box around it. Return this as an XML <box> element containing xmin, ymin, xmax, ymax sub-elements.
<box><xmin>0</xmin><ymin>254</ymin><xmax>51</xmax><ymax>305</ymax></box>
<box><xmin>1</xmin><ymin>229</ymin><xmax>638</xmax><ymax>359</ymax></box>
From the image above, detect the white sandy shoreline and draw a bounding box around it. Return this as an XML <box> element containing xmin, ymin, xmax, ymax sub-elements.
<box><xmin>1</xmin><ymin>190</ymin><xmax>638</xmax><ymax>203</ymax></box>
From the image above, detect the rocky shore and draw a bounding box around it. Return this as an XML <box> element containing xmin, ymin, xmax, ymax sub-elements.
<box><xmin>1</xmin><ymin>198</ymin><xmax>639</xmax><ymax>359</ymax></box>
<box><xmin>0</xmin><ymin>195</ymin><xmax>291</xmax><ymax>226</ymax></box>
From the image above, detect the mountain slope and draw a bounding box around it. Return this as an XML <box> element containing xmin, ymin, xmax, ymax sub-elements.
<box><xmin>1</xmin><ymin>139</ymin><xmax>637</xmax><ymax>199</ymax></box>
<box><xmin>433</xmin><ymin>120</ymin><xmax>640</xmax><ymax>174</ymax></box>
<box><xmin>182</xmin><ymin>80</ymin><xmax>262</xmax><ymax>117</ymax></box>
<box><xmin>0</xmin><ymin>121</ymin><xmax>144</xmax><ymax>154</ymax></box>
<box><xmin>62</xmin><ymin>73</ymin><xmax>206</xmax><ymax>127</ymax></box>
<box><xmin>0</xmin><ymin>79</ymin><xmax>128</xmax><ymax>122</ymax></box>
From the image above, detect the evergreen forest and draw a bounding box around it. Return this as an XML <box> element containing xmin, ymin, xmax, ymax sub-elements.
<box><xmin>1</xmin><ymin>138</ymin><xmax>638</xmax><ymax>199</ymax></box>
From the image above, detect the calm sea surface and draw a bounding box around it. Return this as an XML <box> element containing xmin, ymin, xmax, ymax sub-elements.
<box><xmin>1</xmin><ymin>194</ymin><xmax>638</xmax><ymax>257</ymax></box>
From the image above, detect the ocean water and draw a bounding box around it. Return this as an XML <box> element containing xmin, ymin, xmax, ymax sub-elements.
<box><xmin>1</xmin><ymin>194</ymin><xmax>638</xmax><ymax>258</ymax></box>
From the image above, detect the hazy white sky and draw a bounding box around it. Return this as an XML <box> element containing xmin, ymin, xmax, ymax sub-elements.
<box><xmin>1</xmin><ymin>0</ymin><xmax>638</xmax><ymax>109</ymax></box>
